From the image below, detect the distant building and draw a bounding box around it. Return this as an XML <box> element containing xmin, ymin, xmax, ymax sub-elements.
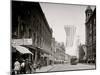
<box><xmin>64</xmin><ymin>25</ymin><xmax>76</xmax><ymax>47</ymax></box>
<box><xmin>85</xmin><ymin>6</ymin><xmax>96</xmax><ymax>64</ymax></box>
<box><xmin>54</xmin><ymin>42</ymin><xmax>65</xmax><ymax>64</ymax></box>
<box><xmin>75</xmin><ymin>36</ymin><xmax>80</xmax><ymax>59</ymax></box>
<box><xmin>78</xmin><ymin>44</ymin><xmax>87</xmax><ymax>63</ymax></box>
<box><xmin>50</xmin><ymin>37</ymin><xmax>56</xmax><ymax>64</ymax></box>
<box><xmin>64</xmin><ymin>54</ymin><xmax>71</xmax><ymax>64</ymax></box>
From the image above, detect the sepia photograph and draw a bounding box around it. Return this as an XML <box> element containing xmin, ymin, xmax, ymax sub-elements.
<box><xmin>11</xmin><ymin>0</ymin><xmax>96</xmax><ymax>74</ymax></box>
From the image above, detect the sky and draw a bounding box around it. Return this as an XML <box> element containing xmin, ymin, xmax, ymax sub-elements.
<box><xmin>40</xmin><ymin>3</ymin><xmax>95</xmax><ymax>56</ymax></box>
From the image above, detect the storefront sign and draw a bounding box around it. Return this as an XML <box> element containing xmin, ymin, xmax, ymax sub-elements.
<box><xmin>11</xmin><ymin>38</ymin><xmax>32</xmax><ymax>46</ymax></box>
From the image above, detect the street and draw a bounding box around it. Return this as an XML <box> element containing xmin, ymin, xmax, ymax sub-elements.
<box><xmin>36</xmin><ymin>63</ymin><xmax>95</xmax><ymax>72</ymax></box>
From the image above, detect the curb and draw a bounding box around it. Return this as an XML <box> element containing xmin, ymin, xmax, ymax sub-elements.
<box><xmin>47</xmin><ymin>65</ymin><xmax>56</xmax><ymax>72</ymax></box>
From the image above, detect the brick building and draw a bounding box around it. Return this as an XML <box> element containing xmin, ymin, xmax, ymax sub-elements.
<box><xmin>12</xmin><ymin>1</ymin><xmax>53</xmax><ymax>68</ymax></box>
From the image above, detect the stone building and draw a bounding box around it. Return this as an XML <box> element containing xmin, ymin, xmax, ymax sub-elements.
<box><xmin>54</xmin><ymin>42</ymin><xmax>65</xmax><ymax>64</ymax></box>
<box><xmin>12</xmin><ymin>1</ymin><xmax>52</xmax><ymax>68</ymax></box>
<box><xmin>64</xmin><ymin>54</ymin><xmax>71</xmax><ymax>64</ymax></box>
<box><xmin>50</xmin><ymin>37</ymin><xmax>56</xmax><ymax>64</ymax></box>
<box><xmin>85</xmin><ymin>6</ymin><xmax>96</xmax><ymax>64</ymax></box>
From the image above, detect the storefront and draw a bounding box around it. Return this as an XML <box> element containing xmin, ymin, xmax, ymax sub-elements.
<box><xmin>12</xmin><ymin>45</ymin><xmax>34</xmax><ymax>73</ymax></box>
<box><xmin>11</xmin><ymin>39</ymin><xmax>34</xmax><ymax>70</ymax></box>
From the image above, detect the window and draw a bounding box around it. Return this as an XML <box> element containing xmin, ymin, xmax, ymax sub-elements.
<box><xmin>90</xmin><ymin>23</ymin><xmax>92</xmax><ymax>29</ymax></box>
<box><xmin>20</xmin><ymin>22</ymin><xmax>25</xmax><ymax>38</ymax></box>
<box><xmin>94</xmin><ymin>18</ymin><xmax>96</xmax><ymax>25</ymax></box>
<box><xmin>29</xmin><ymin>28</ymin><xmax>32</xmax><ymax>38</ymax></box>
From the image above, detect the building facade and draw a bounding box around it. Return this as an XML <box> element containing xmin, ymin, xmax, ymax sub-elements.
<box><xmin>50</xmin><ymin>37</ymin><xmax>56</xmax><ymax>64</ymax></box>
<box><xmin>64</xmin><ymin>54</ymin><xmax>71</xmax><ymax>64</ymax></box>
<box><xmin>54</xmin><ymin>42</ymin><xmax>65</xmax><ymax>64</ymax></box>
<box><xmin>85</xmin><ymin>6</ymin><xmax>96</xmax><ymax>64</ymax></box>
<box><xmin>12</xmin><ymin>1</ymin><xmax>53</xmax><ymax>68</ymax></box>
<box><xmin>78</xmin><ymin>44</ymin><xmax>87</xmax><ymax>63</ymax></box>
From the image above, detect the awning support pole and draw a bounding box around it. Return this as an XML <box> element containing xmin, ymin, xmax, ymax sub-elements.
<box><xmin>34</xmin><ymin>49</ymin><xmax>37</xmax><ymax>65</ymax></box>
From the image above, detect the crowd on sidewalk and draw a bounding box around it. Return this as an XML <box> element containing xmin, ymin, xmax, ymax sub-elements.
<box><xmin>12</xmin><ymin>58</ymin><xmax>36</xmax><ymax>75</ymax></box>
<box><xmin>12</xmin><ymin>58</ymin><xmax>55</xmax><ymax>75</ymax></box>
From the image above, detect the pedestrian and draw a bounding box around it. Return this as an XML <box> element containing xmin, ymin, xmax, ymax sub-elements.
<box><xmin>33</xmin><ymin>63</ymin><xmax>37</xmax><ymax>72</ymax></box>
<box><xmin>38</xmin><ymin>61</ymin><xmax>42</xmax><ymax>69</ymax></box>
<box><xmin>25</xmin><ymin>59</ymin><xmax>31</xmax><ymax>74</ymax></box>
<box><xmin>31</xmin><ymin>63</ymin><xmax>35</xmax><ymax>73</ymax></box>
<box><xmin>20</xmin><ymin>59</ymin><xmax>26</xmax><ymax>74</ymax></box>
<box><xmin>14</xmin><ymin>59</ymin><xmax>21</xmax><ymax>74</ymax></box>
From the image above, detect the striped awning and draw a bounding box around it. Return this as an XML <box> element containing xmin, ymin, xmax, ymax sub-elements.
<box><xmin>12</xmin><ymin>45</ymin><xmax>33</xmax><ymax>55</ymax></box>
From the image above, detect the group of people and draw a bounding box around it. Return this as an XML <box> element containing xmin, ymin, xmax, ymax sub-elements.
<box><xmin>12</xmin><ymin>58</ymin><xmax>43</xmax><ymax>75</ymax></box>
<box><xmin>12</xmin><ymin>58</ymin><xmax>36</xmax><ymax>75</ymax></box>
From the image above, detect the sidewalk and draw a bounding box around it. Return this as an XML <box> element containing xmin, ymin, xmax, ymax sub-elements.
<box><xmin>79</xmin><ymin>63</ymin><xmax>96</xmax><ymax>66</ymax></box>
<box><xmin>36</xmin><ymin>65</ymin><xmax>55</xmax><ymax>72</ymax></box>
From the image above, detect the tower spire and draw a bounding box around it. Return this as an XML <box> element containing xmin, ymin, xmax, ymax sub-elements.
<box><xmin>85</xmin><ymin>6</ymin><xmax>93</xmax><ymax>22</ymax></box>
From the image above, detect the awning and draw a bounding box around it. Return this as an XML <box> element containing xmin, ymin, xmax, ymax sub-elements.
<box><xmin>13</xmin><ymin>45</ymin><xmax>33</xmax><ymax>55</ymax></box>
<box><xmin>24</xmin><ymin>45</ymin><xmax>51</xmax><ymax>55</ymax></box>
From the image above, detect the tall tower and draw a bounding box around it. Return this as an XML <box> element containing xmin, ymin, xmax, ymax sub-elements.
<box><xmin>64</xmin><ymin>25</ymin><xmax>76</xmax><ymax>47</ymax></box>
<box><xmin>85</xmin><ymin>6</ymin><xmax>96</xmax><ymax>64</ymax></box>
<box><xmin>85</xmin><ymin>6</ymin><xmax>93</xmax><ymax>55</ymax></box>
<box><xmin>85</xmin><ymin>6</ymin><xmax>93</xmax><ymax>22</ymax></box>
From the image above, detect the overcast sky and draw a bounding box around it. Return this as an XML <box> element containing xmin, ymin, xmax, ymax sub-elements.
<box><xmin>40</xmin><ymin>2</ymin><xmax>95</xmax><ymax>56</ymax></box>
